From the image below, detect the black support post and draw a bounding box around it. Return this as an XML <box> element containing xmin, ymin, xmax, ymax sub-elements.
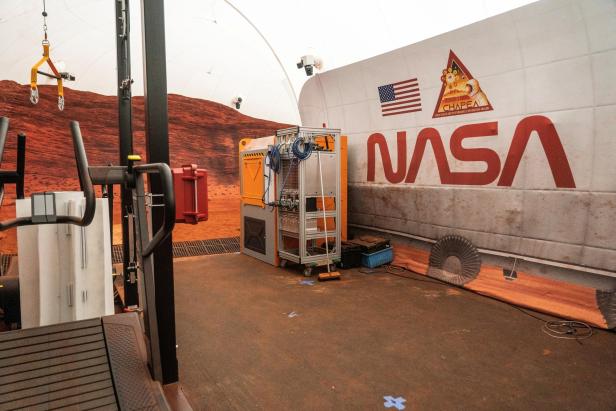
<box><xmin>15</xmin><ymin>133</ymin><xmax>25</xmax><ymax>199</ymax></box>
<box><xmin>105</xmin><ymin>183</ymin><xmax>114</xmax><ymax>250</ymax></box>
<box><xmin>140</xmin><ymin>0</ymin><xmax>178</xmax><ymax>384</ymax></box>
<box><xmin>115</xmin><ymin>0</ymin><xmax>138</xmax><ymax>306</ymax></box>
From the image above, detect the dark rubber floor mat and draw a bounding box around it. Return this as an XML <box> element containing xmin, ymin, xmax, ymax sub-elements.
<box><xmin>0</xmin><ymin>318</ymin><xmax>118</xmax><ymax>411</ymax></box>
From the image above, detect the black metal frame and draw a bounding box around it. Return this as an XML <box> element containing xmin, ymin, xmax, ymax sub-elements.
<box><xmin>89</xmin><ymin>155</ymin><xmax>176</xmax><ymax>384</ymax></box>
<box><xmin>0</xmin><ymin>117</ymin><xmax>26</xmax><ymax>204</ymax></box>
<box><xmin>115</xmin><ymin>0</ymin><xmax>139</xmax><ymax>307</ymax></box>
<box><xmin>0</xmin><ymin>120</ymin><xmax>176</xmax><ymax>386</ymax></box>
<box><xmin>0</xmin><ymin>120</ymin><xmax>95</xmax><ymax>231</ymax></box>
<box><xmin>111</xmin><ymin>0</ymin><xmax>178</xmax><ymax>384</ymax></box>
<box><xmin>0</xmin><ymin>0</ymin><xmax>179</xmax><ymax>387</ymax></box>
<box><xmin>139</xmin><ymin>0</ymin><xmax>178</xmax><ymax>384</ymax></box>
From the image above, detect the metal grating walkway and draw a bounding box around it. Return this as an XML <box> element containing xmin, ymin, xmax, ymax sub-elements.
<box><xmin>111</xmin><ymin>236</ymin><xmax>240</xmax><ymax>264</ymax></box>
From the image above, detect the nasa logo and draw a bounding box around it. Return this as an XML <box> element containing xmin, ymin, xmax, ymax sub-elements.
<box><xmin>367</xmin><ymin>115</ymin><xmax>576</xmax><ymax>188</ymax></box>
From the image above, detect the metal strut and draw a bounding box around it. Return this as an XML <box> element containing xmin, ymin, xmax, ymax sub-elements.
<box><xmin>29</xmin><ymin>0</ymin><xmax>75</xmax><ymax>111</ymax></box>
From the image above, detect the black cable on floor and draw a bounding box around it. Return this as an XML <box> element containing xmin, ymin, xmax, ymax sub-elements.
<box><xmin>542</xmin><ymin>320</ymin><xmax>593</xmax><ymax>340</ymax></box>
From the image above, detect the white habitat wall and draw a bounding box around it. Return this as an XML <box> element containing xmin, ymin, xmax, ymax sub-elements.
<box><xmin>298</xmin><ymin>0</ymin><xmax>616</xmax><ymax>274</ymax></box>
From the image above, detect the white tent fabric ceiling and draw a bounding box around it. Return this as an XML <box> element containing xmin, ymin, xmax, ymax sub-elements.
<box><xmin>0</xmin><ymin>0</ymin><xmax>535</xmax><ymax>124</ymax></box>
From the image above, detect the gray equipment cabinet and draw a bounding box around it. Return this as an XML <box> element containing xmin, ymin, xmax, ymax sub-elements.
<box><xmin>276</xmin><ymin>127</ymin><xmax>341</xmax><ymax>276</ymax></box>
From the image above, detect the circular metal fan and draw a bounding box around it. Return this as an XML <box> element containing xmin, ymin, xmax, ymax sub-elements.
<box><xmin>596</xmin><ymin>290</ymin><xmax>616</xmax><ymax>329</ymax></box>
<box><xmin>427</xmin><ymin>235</ymin><xmax>481</xmax><ymax>286</ymax></box>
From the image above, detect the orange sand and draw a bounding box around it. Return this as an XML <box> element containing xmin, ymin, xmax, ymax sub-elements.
<box><xmin>0</xmin><ymin>184</ymin><xmax>240</xmax><ymax>254</ymax></box>
<box><xmin>392</xmin><ymin>242</ymin><xmax>607</xmax><ymax>328</ymax></box>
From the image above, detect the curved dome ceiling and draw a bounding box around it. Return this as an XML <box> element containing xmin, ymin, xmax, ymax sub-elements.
<box><xmin>0</xmin><ymin>0</ymin><xmax>535</xmax><ymax>124</ymax></box>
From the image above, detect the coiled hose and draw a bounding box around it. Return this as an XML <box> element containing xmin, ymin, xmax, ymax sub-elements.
<box><xmin>262</xmin><ymin>144</ymin><xmax>281</xmax><ymax>206</ymax></box>
<box><xmin>267</xmin><ymin>144</ymin><xmax>281</xmax><ymax>173</ymax></box>
<box><xmin>292</xmin><ymin>137</ymin><xmax>313</xmax><ymax>160</ymax></box>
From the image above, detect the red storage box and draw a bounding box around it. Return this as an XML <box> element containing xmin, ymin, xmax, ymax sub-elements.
<box><xmin>172</xmin><ymin>164</ymin><xmax>208</xmax><ymax>224</ymax></box>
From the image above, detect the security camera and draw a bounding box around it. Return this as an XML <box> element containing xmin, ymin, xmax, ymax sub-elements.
<box><xmin>297</xmin><ymin>55</ymin><xmax>315</xmax><ymax>76</ymax></box>
<box><xmin>232</xmin><ymin>95</ymin><xmax>243</xmax><ymax>109</ymax></box>
<box><xmin>297</xmin><ymin>55</ymin><xmax>323</xmax><ymax>76</ymax></box>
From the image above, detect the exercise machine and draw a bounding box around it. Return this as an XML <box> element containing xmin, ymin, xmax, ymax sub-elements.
<box><xmin>0</xmin><ymin>118</ymin><xmax>178</xmax><ymax>409</ymax></box>
<box><xmin>0</xmin><ymin>0</ymin><xmax>185</xmax><ymax>405</ymax></box>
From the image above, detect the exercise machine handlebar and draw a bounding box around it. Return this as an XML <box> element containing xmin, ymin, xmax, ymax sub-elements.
<box><xmin>0</xmin><ymin>117</ymin><xmax>9</xmax><ymax>161</ymax></box>
<box><xmin>0</xmin><ymin>120</ymin><xmax>96</xmax><ymax>231</ymax></box>
<box><xmin>70</xmin><ymin>121</ymin><xmax>96</xmax><ymax>225</ymax></box>
<box><xmin>88</xmin><ymin>163</ymin><xmax>176</xmax><ymax>257</ymax></box>
<box><xmin>134</xmin><ymin>162</ymin><xmax>176</xmax><ymax>257</ymax></box>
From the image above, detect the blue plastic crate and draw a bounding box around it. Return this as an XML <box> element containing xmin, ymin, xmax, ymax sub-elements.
<box><xmin>361</xmin><ymin>246</ymin><xmax>393</xmax><ymax>268</ymax></box>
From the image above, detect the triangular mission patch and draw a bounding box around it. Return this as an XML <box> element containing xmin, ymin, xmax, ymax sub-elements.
<box><xmin>433</xmin><ymin>50</ymin><xmax>493</xmax><ymax>118</ymax></box>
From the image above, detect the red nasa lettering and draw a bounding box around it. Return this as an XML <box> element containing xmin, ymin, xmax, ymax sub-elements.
<box><xmin>367</xmin><ymin>115</ymin><xmax>576</xmax><ymax>188</ymax></box>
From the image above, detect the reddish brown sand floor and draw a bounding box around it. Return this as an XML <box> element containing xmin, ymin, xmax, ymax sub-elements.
<box><xmin>174</xmin><ymin>253</ymin><xmax>616</xmax><ymax>410</ymax></box>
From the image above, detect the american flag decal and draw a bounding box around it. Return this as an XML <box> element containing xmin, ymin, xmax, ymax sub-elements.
<box><xmin>378</xmin><ymin>78</ymin><xmax>422</xmax><ymax>116</ymax></box>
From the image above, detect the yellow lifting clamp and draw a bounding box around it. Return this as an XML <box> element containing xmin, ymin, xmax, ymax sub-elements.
<box><xmin>30</xmin><ymin>1</ymin><xmax>74</xmax><ymax>111</ymax></box>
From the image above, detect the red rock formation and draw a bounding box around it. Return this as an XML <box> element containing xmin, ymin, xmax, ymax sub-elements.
<box><xmin>0</xmin><ymin>80</ymin><xmax>291</xmax><ymax>252</ymax></box>
<box><xmin>0</xmin><ymin>80</ymin><xmax>290</xmax><ymax>188</ymax></box>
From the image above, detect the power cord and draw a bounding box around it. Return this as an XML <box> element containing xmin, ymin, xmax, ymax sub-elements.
<box><xmin>262</xmin><ymin>137</ymin><xmax>312</xmax><ymax>208</ymax></box>
<box><xmin>542</xmin><ymin>320</ymin><xmax>593</xmax><ymax>340</ymax></box>
<box><xmin>262</xmin><ymin>144</ymin><xmax>281</xmax><ymax>208</ymax></box>
<box><xmin>360</xmin><ymin>264</ymin><xmax>447</xmax><ymax>286</ymax></box>
<box><xmin>267</xmin><ymin>144</ymin><xmax>281</xmax><ymax>173</ymax></box>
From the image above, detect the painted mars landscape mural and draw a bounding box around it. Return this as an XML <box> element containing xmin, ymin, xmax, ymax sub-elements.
<box><xmin>0</xmin><ymin>80</ymin><xmax>289</xmax><ymax>252</ymax></box>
